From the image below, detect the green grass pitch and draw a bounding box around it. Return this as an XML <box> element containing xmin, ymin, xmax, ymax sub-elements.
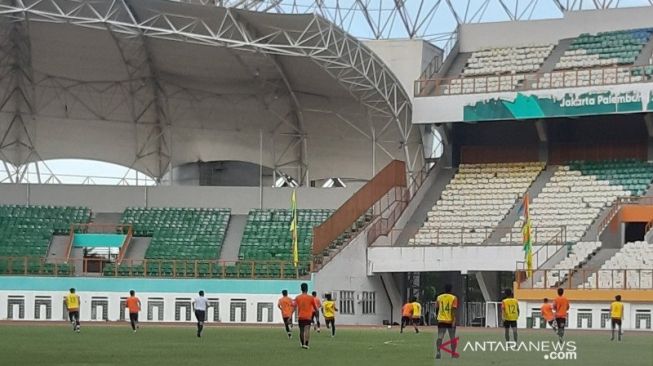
<box><xmin>0</xmin><ymin>323</ymin><xmax>651</xmax><ymax>366</ymax></box>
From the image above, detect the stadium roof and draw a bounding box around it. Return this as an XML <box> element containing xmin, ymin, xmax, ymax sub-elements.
<box><xmin>0</xmin><ymin>0</ymin><xmax>419</xmax><ymax>183</ymax></box>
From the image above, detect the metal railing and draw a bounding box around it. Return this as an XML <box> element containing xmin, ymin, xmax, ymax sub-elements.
<box><xmin>0</xmin><ymin>256</ymin><xmax>312</xmax><ymax>279</ymax></box>
<box><xmin>366</xmin><ymin>167</ymin><xmax>431</xmax><ymax>246</ymax></box>
<box><xmin>312</xmin><ymin>160</ymin><xmax>406</xmax><ymax>256</ymax></box>
<box><xmin>598</xmin><ymin>196</ymin><xmax>653</xmax><ymax>234</ymax></box>
<box><xmin>415</xmin><ymin>63</ymin><xmax>653</xmax><ymax>97</ymax></box>
<box><xmin>66</xmin><ymin>223</ymin><xmax>133</xmax><ymax>263</ymax></box>
<box><xmin>515</xmin><ymin>227</ymin><xmax>566</xmax><ymax>273</ymax></box>
<box><xmin>516</xmin><ymin>268</ymin><xmax>653</xmax><ymax>290</ymax></box>
<box><xmin>384</xmin><ymin>225</ymin><xmax>566</xmax><ymax>247</ymax></box>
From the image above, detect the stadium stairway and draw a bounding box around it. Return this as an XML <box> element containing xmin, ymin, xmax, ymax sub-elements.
<box><xmin>565</xmin><ymin>248</ymin><xmax>619</xmax><ymax>288</ymax></box>
<box><xmin>635</xmin><ymin>33</ymin><xmax>653</xmax><ymax>65</ymax></box>
<box><xmin>68</xmin><ymin>246</ymin><xmax>85</xmax><ymax>275</ymax></box>
<box><xmin>443</xmin><ymin>52</ymin><xmax>473</xmax><ymax>78</ymax></box>
<box><xmin>485</xmin><ymin>164</ymin><xmax>556</xmax><ymax>244</ymax></box>
<box><xmin>45</xmin><ymin>235</ymin><xmax>71</xmax><ymax>264</ymax></box>
<box><xmin>580</xmin><ymin>202</ymin><xmax>620</xmax><ymax>242</ymax></box>
<box><xmin>219</xmin><ymin>214</ymin><xmax>248</xmax><ymax>261</ymax></box>
<box><xmin>537</xmin><ymin>38</ymin><xmax>574</xmax><ymax>73</ymax></box>
<box><xmin>121</xmin><ymin>237</ymin><xmax>151</xmax><ymax>265</ymax></box>
<box><xmin>386</xmin><ymin>164</ymin><xmax>457</xmax><ymax>246</ymax></box>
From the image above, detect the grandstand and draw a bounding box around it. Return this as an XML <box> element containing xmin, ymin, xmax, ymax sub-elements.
<box><xmin>121</xmin><ymin>207</ymin><xmax>231</xmax><ymax>260</ymax></box>
<box><xmin>410</xmin><ymin>162</ymin><xmax>544</xmax><ymax>245</ymax></box>
<box><xmin>0</xmin><ymin>1</ymin><xmax>652</xmax><ymax>335</ymax></box>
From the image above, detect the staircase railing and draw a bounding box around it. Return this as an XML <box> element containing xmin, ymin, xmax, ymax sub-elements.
<box><xmin>645</xmin><ymin>217</ymin><xmax>653</xmax><ymax>242</ymax></box>
<box><xmin>116</xmin><ymin>226</ymin><xmax>133</xmax><ymax>264</ymax></box>
<box><xmin>598</xmin><ymin>196</ymin><xmax>653</xmax><ymax>234</ymax></box>
<box><xmin>66</xmin><ymin>223</ymin><xmax>134</xmax><ymax>264</ymax></box>
<box><xmin>366</xmin><ymin>167</ymin><xmax>430</xmax><ymax>246</ymax></box>
<box><xmin>312</xmin><ymin>160</ymin><xmax>407</xmax><ymax>256</ymax></box>
<box><xmin>516</xmin><ymin>227</ymin><xmax>566</xmax><ymax>281</ymax></box>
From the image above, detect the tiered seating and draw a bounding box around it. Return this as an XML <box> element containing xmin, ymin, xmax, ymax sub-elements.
<box><xmin>536</xmin><ymin>241</ymin><xmax>601</xmax><ymax>288</ymax></box>
<box><xmin>239</xmin><ymin>209</ymin><xmax>332</xmax><ymax>262</ymax></box>
<box><xmin>446</xmin><ymin>75</ymin><xmax>526</xmax><ymax>94</ymax></box>
<box><xmin>0</xmin><ymin>205</ymin><xmax>91</xmax><ymax>257</ymax></box>
<box><xmin>505</xmin><ymin>166</ymin><xmax>622</xmax><ymax>243</ymax></box>
<box><xmin>463</xmin><ymin>45</ymin><xmax>554</xmax><ymax>76</ymax></box>
<box><xmin>444</xmin><ymin>45</ymin><xmax>554</xmax><ymax>94</ymax></box>
<box><xmin>535</xmin><ymin>28</ymin><xmax>653</xmax><ymax>89</ymax></box>
<box><xmin>556</xmin><ymin>28</ymin><xmax>653</xmax><ymax>69</ymax></box>
<box><xmin>569</xmin><ymin>159</ymin><xmax>653</xmax><ymax>196</ymax></box>
<box><xmin>120</xmin><ymin>207</ymin><xmax>230</xmax><ymax>260</ymax></box>
<box><xmin>505</xmin><ymin>160</ymin><xmax>653</xmax><ymax>244</ymax></box>
<box><xmin>410</xmin><ymin>162</ymin><xmax>544</xmax><ymax>245</ymax></box>
<box><xmin>583</xmin><ymin>241</ymin><xmax>653</xmax><ymax>289</ymax></box>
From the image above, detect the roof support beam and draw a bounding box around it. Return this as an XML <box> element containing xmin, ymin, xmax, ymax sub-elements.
<box><xmin>229</xmin><ymin>12</ymin><xmax>309</xmax><ymax>185</ymax></box>
<box><xmin>0</xmin><ymin>0</ymin><xmax>417</xmax><ymax>180</ymax></box>
<box><xmin>0</xmin><ymin>4</ymin><xmax>37</xmax><ymax>183</ymax></box>
<box><xmin>103</xmin><ymin>0</ymin><xmax>171</xmax><ymax>182</ymax></box>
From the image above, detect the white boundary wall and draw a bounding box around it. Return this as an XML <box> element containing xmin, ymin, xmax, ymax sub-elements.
<box><xmin>517</xmin><ymin>300</ymin><xmax>652</xmax><ymax>331</ymax></box>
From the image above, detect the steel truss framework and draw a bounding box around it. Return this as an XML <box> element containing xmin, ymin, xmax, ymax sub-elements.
<box><xmin>0</xmin><ymin>0</ymin><xmax>420</xmax><ymax>184</ymax></box>
<box><xmin>1</xmin><ymin>1</ymin><xmax>648</xmax><ymax>184</ymax></box>
<box><xmin>210</xmin><ymin>0</ymin><xmax>653</xmax><ymax>51</ymax></box>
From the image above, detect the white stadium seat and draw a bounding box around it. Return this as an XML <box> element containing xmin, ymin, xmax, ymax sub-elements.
<box><xmin>410</xmin><ymin>162</ymin><xmax>544</xmax><ymax>246</ymax></box>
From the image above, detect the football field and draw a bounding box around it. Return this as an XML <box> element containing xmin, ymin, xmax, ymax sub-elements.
<box><xmin>0</xmin><ymin>323</ymin><xmax>651</xmax><ymax>366</ymax></box>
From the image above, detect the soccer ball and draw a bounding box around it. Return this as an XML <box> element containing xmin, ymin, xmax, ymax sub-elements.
<box><xmin>387</xmin><ymin>325</ymin><xmax>392</xmax><ymax>329</ymax></box>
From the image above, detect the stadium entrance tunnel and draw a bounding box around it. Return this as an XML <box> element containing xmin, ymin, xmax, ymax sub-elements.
<box><xmin>0</xmin><ymin>159</ymin><xmax>156</xmax><ymax>186</ymax></box>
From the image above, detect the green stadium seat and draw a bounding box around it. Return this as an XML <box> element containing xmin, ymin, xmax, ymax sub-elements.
<box><xmin>238</xmin><ymin>209</ymin><xmax>333</xmax><ymax>271</ymax></box>
<box><xmin>0</xmin><ymin>205</ymin><xmax>91</xmax><ymax>260</ymax></box>
<box><xmin>119</xmin><ymin>208</ymin><xmax>231</xmax><ymax>272</ymax></box>
<box><xmin>569</xmin><ymin>160</ymin><xmax>653</xmax><ymax>196</ymax></box>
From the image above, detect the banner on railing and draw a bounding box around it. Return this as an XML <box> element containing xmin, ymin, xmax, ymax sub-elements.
<box><xmin>414</xmin><ymin>83</ymin><xmax>653</xmax><ymax>123</ymax></box>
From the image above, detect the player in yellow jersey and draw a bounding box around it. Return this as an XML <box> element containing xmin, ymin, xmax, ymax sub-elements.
<box><xmin>435</xmin><ymin>284</ymin><xmax>458</xmax><ymax>359</ymax></box>
<box><xmin>321</xmin><ymin>293</ymin><xmax>338</xmax><ymax>337</ymax></box>
<box><xmin>610</xmin><ymin>295</ymin><xmax>624</xmax><ymax>341</ymax></box>
<box><xmin>64</xmin><ymin>288</ymin><xmax>81</xmax><ymax>333</ymax></box>
<box><xmin>501</xmin><ymin>289</ymin><xmax>519</xmax><ymax>342</ymax></box>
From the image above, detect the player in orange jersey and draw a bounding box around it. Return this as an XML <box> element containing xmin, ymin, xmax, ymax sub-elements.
<box><xmin>295</xmin><ymin>283</ymin><xmax>318</xmax><ymax>349</ymax></box>
<box><xmin>552</xmin><ymin>288</ymin><xmax>570</xmax><ymax>342</ymax></box>
<box><xmin>125</xmin><ymin>290</ymin><xmax>141</xmax><ymax>333</ymax></box>
<box><xmin>278</xmin><ymin>290</ymin><xmax>294</xmax><ymax>339</ymax></box>
<box><xmin>540</xmin><ymin>298</ymin><xmax>556</xmax><ymax>332</ymax></box>
<box><xmin>400</xmin><ymin>301</ymin><xmax>413</xmax><ymax>333</ymax></box>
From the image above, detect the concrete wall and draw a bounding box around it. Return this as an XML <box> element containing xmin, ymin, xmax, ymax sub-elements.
<box><xmin>367</xmin><ymin>245</ymin><xmax>544</xmax><ymax>273</ymax></box>
<box><xmin>0</xmin><ymin>184</ymin><xmax>362</xmax><ymax>214</ymax></box>
<box><xmin>459</xmin><ymin>6</ymin><xmax>653</xmax><ymax>52</ymax></box>
<box><xmin>313</xmin><ymin>232</ymin><xmax>402</xmax><ymax>325</ymax></box>
<box><xmin>364</xmin><ymin>39</ymin><xmax>443</xmax><ymax>100</ymax></box>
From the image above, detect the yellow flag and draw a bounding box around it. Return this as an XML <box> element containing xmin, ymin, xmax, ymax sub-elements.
<box><xmin>290</xmin><ymin>190</ymin><xmax>298</xmax><ymax>268</ymax></box>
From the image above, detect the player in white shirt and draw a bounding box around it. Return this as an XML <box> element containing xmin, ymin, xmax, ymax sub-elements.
<box><xmin>193</xmin><ymin>290</ymin><xmax>210</xmax><ymax>338</ymax></box>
